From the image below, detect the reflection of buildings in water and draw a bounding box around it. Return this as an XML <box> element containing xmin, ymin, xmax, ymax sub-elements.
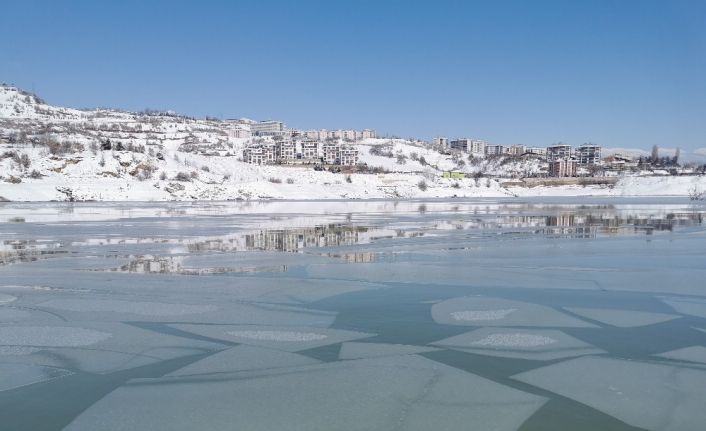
<box><xmin>112</xmin><ymin>254</ymin><xmax>286</xmax><ymax>275</ymax></box>
<box><xmin>245</xmin><ymin>225</ymin><xmax>370</xmax><ymax>252</ymax></box>
<box><xmin>120</xmin><ymin>255</ymin><xmax>183</xmax><ymax>274</ymax></box>
<box><xmin>0</xmin><ymin>240</ymin><xmax>67</xmax><ymax>265</ymax></box>
<box><xmin>496</xmin><ymin>211</ymin><xmax>704</xmax><ymax>236</ymax></box>
<box><xmin>327</xmin><ymin>252</ymin><xmax>376</xmax><ymax>263</ymax></box>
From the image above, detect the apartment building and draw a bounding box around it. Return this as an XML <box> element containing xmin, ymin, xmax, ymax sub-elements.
<box><xmin>277</xmin><ymin>140</ymin><xmax>297</xmax><ymax>162</ymax></box>
<box><xmin>339</xmin><ymin>146</ymin><xmax>359</xmax><ymax>166</ymax></box>
<box><xmin>508</xmin><ymin>145</ymin><xmax>527</xmax><ymax>156</ymax></box>
<box><xmin>300</xmin><ymin>140</ymin><xmax>319</xmax><ymax>160</ymax></box>
<box><xmin>251</xmin><ymin>120</ymin><xmax>288</xmax><ymax>137</ymax></box>
<box><xmin>575</xmin><ymin>144</ymin><xmax>602</xmax><ymax>165</ymax></box>
<box><xmin>322</xmin><ymin>142</ymin><xmax>340</xmax><ymax>164</ymax></box>
<box><xmin>485</xmin><ymin>144</ymin><xmax>505</xmax><ymax>156</ymax></box>
<box><xmin>433</xmin><ymin>137</ymin><xmax>449</xmax><ymax>148</ymax></box>
<box><xmin>548</xmin><ymin>158</ymin><xmax>577</xmax><ymax>177</ymax></box>
<box><xmin>546</xmin><ymin>144</ymin><xmax>572</xmax><ymax>162</ymax></box>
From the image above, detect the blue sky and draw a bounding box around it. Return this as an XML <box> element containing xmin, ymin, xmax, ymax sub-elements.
<box><xmin>2</xmin><ymin>0</ymin><xmax>705</xmax><ymax>155</ymax></box>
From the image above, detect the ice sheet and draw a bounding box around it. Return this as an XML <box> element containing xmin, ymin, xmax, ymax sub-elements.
<box><xmin>0</xmin><ymin>326</ymin><xmax>112</xmax><ymax>347</ymax></box>
<box><xmin>432</xmin><ymin>296</ymin><xmax>597</xmax><ymax>328</ymax></box>
<box><xmin>513</xmin><ymin>356</ymin><xmax>706</xmax><ymax>431</ymax></box>
<box><xmin>563</xmin><ymin>307</ymin><xmax>680</xmax><ymax>327</ymax></box>
<box><xmin>653</xmin><ymin>346</ymin><xmax>706</xmax><ymax>364</ymax></box>
<box><xmin>0</xmin><ymin>323</ymin><xmax>224</xmax><ymax>373</ymax></box>
<box><xmin>65</xmin><ymin>355</ymin><xmax>546</xmax><ymax>431</ymax></box>
<box><xmin>0</xmin><ymin>308</ymin><xmax>32</xmax><ymax>322</ymax></box>
<box><xmin>0</xmin><ymin>293</ymin><xmax>17</xmax><ymax>304</ymax></box>
<box><xmin>0</xmin><ymin>363</ymin><xmax>72</xmax><ymax>392</ymax></box>
<box><xmin>39</xmin><ymin>298</ymin><xmax>217</xmax><ymax>316</ymax></box>
<box><xmin>338</xmin><ymin>342</ymin><xmax>439</xmax><ymax>360</ymax></box>
<box><xmin>168</xmin><ymin>345</ymin><xmax>320</xmax><ymax>376</ymax></box>
<box><xmin>432</xmin><ymin>327</ymin><xmax>604</xmax><ymax>360</ymax></box>
<box><xmin>169</xmin><ymin>324</ymin><xmax>374</xmax><ymax>352</ymax></box>
<box><xmin>659</xmin><ymin>296</ymin><xmax>706</xmax><ymax>319</ymax></box>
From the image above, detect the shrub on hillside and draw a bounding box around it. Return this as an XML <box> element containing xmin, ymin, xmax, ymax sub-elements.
<box><xmin>174</xmin><ymin>172</ymin><xmax>191</xmax><ymax>182</ymax></box>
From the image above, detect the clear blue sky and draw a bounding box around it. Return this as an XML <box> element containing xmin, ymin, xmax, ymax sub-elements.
<box><xmin>2</xmin><ymin>0</ymin><xmax>705</xmax><ymax>155</ymax></box>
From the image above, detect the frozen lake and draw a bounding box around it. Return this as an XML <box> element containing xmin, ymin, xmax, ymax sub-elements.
<box><xmin>1</xmin><ymin>198</ymin><xmax>705</xmax><ymax>431</ymax></box>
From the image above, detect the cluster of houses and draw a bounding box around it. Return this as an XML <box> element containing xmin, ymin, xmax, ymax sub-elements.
<box><xmin>243</xmin><ymin>139</ymin><xmax>359</xmax><ymax>166</ymax></box>
<box><xmin>228</xmin><ymin>120</ymin><xmax>376</xmax><ymax>142</ymax></box>
<box><xmin>435</xmin><ymin>137</ymin><xmax>603</xmax><ymax>177</ymax></box>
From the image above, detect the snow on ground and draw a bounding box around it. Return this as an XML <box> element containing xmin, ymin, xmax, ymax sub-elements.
<box><xmin>2</xmin><ymin>84</ymin><xmax>705</xmax><ymax>201</ymax></box>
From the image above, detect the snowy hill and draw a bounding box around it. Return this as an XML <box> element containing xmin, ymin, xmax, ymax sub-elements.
<box><xmin>1</xmin><ymin>85</ymin><xmax>705</xmax><ymax>201</ymax></box>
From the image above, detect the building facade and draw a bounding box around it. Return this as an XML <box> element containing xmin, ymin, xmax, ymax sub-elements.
<box><xmin>251</xmin><ymin>121</ymin><xmax>288</xmax><ymax>137</ymax></box>
<box><xmin>549</xmin><ymin>159</ymin><xmax>577</xmax><ymax>177</ymax></box>
<box><xmin>575</xmin><ymin>144</ymin><xmax>602</xmax><ymax>165</ymax></box>
<box><xmin>546</xmin><ymin>144</ymin><xmax>572</xmax><ymax>162</ymax></box>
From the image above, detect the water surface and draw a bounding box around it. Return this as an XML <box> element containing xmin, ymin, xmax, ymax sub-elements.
<box><xmin>1</xmin><ymin>198</ymin><xmax>705</xmax><ymax>431</ymax></box>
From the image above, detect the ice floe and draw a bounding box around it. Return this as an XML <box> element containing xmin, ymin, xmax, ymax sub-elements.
<box><xmin>0</xmin><ymin>326</ymin><xmax>112</xmax><ymax>347</ymax></box>
<box><xmin>659</xmin><ymin>296</ymin><xmax>706</xmax><ymax>319</ymax></box>
<box><xmin>168</xmin><ymin>345</ymin><xmax>320</xmax><ymax>377</ymax></box>
<box><xmin>469</xmin><ymin>333</ymin><xmax>558</xmax><ymax>348</ymax></box>
<box><xmin>0</xmin><ymin>293</ymin><xmax>17</xmax><ymax>304</ymax></box>
<box><xmin>65</xmin><ymin>355</ymin><xmax>546</xmax><ymax>431</ymax></box>
<box><xmin>38</xmin><ymin>298</ymin><xmax>217</xmax><ymax>316</ymax></box>
<box><xmin>432</xmin><ymin>296</ymin><xmax>597</xmax><ymax>328</ymax></box>
<box><xmin>338</xmin><ymin>342</ymin><xmax>439</xmax><ymax>359</ymax></box>
<box><xmin>513</xmin><ymin>356</ymin><xmax>706</xmax><ymax>431</ymax></box>
<box><xmin>432</xmin><ymin>328</ymin><xmax>604</xmax><ymax>360</ymax></box>
<box><xmin>0</xmin><ymin>308</ymin><xmax>32</xmax><ymax>322</ymax></box>
<box><xmin>563</xmin><ymin>307</ymin><xmax>680</xmax><ymax>327</ymax></box>
<box><xmin>0</xmin><ymin>363</ymin><xmax>72</xmax><ymax>392</ymax></box>
<box><xmin>0</xmin><ymin>323</ymin><xmax>223</xmax><ymax>373</ymax></box>
<box><xmin>169</xmin><ymin>324</ymin><xmax>374</xmax><ymax>352</ymax></box>
<box><xmin>653</xmin><ymin>346</ymin><xmax>706</xmax><ymax>364</ymax></box>
<box><xmin>224</xmin><ymin>330</ymin><xmax>328</xmax><ymax>342</ymax></box>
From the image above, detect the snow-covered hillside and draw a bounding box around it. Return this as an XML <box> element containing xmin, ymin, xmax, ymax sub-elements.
<box><xmin>1</xmin><ymin>85</ymin><xmax>705</xmax><ymax>201</ymax></box>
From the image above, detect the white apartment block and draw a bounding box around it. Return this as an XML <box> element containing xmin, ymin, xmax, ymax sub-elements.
<box><xmin>485</xmin><ymin>144</ymin><xmax>505</xmax><ymax>156</ymax></box>
<box><xmin>300</xmin><ymin>141</ymin><xmax>320</xmax><ymax>160</ymax></box>
<box><xmin>251</xmin><ymin>120</ymin><xmax>288</xmax><ymax>137</ymax></box>
<box><xmin>546</xmin><ymin>144</ymin><xmax>572</xmax><ymax>162</ymax></box>
<box><xmin>526</xmin><ymin>147</ymin><xmax>546</xmax><ymax>156</ymax></box>
<box><xmin>575</xmin><ymin>144</ymin><xmax>602</xmax><ymax>165</ymax></box>
<box><xmin>227</xmin><ymin>125</ymin><xmax>251</xmax><ymax>139</ymax></box>
<box><xmin>508</xmin><ymin>145</ymin><xmax>527</xmax><ymax>156</ymax></box>
<box><xmin>294</xmin><ymin>129</ymin><xmax>375</xmax><ymax>141</ymax></box>
<box><xmin>322</xmin><ymin>143</ymin><xmax>339</xmax><ymax>164</ymax></box>
<box><xmin>277</xmin><ymin>140</ymin><xmax>297</xmax><ymax>161</ymax></box>
<box><xmin>433</xmin><ymin>137</ymin><xmax>449</xmax><ymax>148</ymax></box>
<box><xmin>339</xmin><ymin>146</ymin><xmax>359</xmax><ymax>166</ymax></box>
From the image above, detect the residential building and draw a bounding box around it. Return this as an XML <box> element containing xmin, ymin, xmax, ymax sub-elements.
<box><xmin>361</xmin><ymin>129</ymin><xmax>376</xmax><ymax>139</ymax></box>
<box><xmin>251</xmin><ymin>120</ymin><xmax>288</xmax><ymax>137</ymax></box>
<box><xmin>549</xmin><ymin>158</ymin><xmax>577</xmax><ymax>177</ymax></box>
<box><xmin>575</xmin><ymin>144</ymin><xmax>602</xmax><ymax>165</ymax></box>
<box><xmin>343</xmin><ymin>130</ymin><xmax>358</xmax><ymax>141</ymax></box>
<box><xmin>322</xmin><ymin>143</ymin><xmax>339</xmax><ymax>164</ymax></box>
<box><xmin>508</xmin><ymin>145</ymin><xmax>527</xmax><ymax>156</ymax></box>
<box><xmin>227</xmin><ymin>125</ymin><xmax>251</xmax><ymax>139</ymax></box>
<box><xmin>526</xmin><ymin>147</ymin><xmax>546</xmax><ymax>156</ymax></box>
<box><xmin>339</xmin><ymin>146</ymin><xmax>359</xmax><ymax>166</ymax></box>
<box><xmin>300</xmin><ymin>140</ymin><xmax>320</xmax><ymax>160</ymax></box>
<box><xmin>485</xmin><ymin>144</ymin><xmax>505</xmax><ymax>156</ymax></box>
<box><xmin>433</xmin><ymin>137</ymin><xmax>448</xmax><ymax>148</ymax></box>
<box><xmin>243</xmin><ymin>146</ymin><xmax>265</xmax><ymax>164</ymax></box>
<box><xmin>546</xmin><ymin>144</ymin><xmax>572</xmax><ymax>162</ymax></box>
<box><xmin>449</xmin><ymin>139</ymin><xmax>470</xmax><ymax>152</ymax></box>
<box><xmin>277</xmin><ymin>140</ymin><xmax>297</xmax><ymax>162</ymax></box>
